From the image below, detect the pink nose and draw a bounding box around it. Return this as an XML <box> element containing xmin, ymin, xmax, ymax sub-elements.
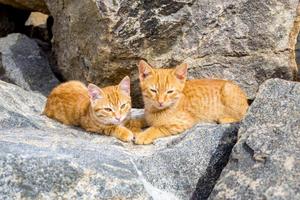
<box><xmin>158</xmin><ymin>102</ymin><xmax>163</xmax><ymax>106</ymax></box>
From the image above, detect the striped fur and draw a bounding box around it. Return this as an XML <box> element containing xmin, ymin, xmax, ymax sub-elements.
<box><xmin>43</xmin><ymin>77</ymin><xmax>134</xmax><ymax>142</ymax></box>
<box><xmin>134</xmin><ymin>60</ymin><xmax>249</xmax><ymax>144</ymax></box>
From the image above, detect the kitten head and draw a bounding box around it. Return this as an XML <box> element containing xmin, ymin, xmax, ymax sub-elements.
<box><xmin>138</xmin><ymin>60</ymin><xmax>188</xmax><ymax>110</ymax></box>
<box><xmin>88</xmin><ymin>76</ymin><xmax>131</xmax><ymax>125</ymax></box>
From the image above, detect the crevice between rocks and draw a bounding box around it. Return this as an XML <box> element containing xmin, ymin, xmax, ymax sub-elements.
<box><xmin>0</xmin><ymin>3</ymin><xmax>59</xmax><ymax>83</ymax></box>
<box><xmin>191</xmin><ymin>124</ymin><xmax>239</xmax><ymax>200</ymax></box>
<box><xmin>289</xmin><ymin>2</ymin><xmax>300</xmax><ymax>80</ymax></box>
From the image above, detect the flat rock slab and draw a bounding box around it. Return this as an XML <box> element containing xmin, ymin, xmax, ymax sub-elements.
<box><xmin>0</xmin><ymin>80</ymin><xmax>238</xmax><ymax>199</ymax></box>
<box><xmin>209</xmin><ymin>78</ymin><xmax>300</xmax><ymax>200</ymax></box>
<box><xmin>0</xmin><ymin>33</ymin><xmax>59</xmax><ymax>96</ymax></box>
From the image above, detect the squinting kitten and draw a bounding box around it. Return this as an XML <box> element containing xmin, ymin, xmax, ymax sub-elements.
<box><xmin>43</xmin><ymin>76</ymin><xmax>134</xmax><ymax>142</ymax></box>
<box><xmin>134</xmin><ymin>60</ymin><xmax>249</xmax><ymax>144</ymax></box>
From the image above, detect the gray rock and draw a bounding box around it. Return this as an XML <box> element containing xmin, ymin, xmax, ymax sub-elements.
<box><xmin>45</xmin><ymin>0</ymin><xmax>300</xmax><ymax>106</ymax></box>
<box><xmin>209</xmin><ymin>78</ymin><xmax>300</xmax><ymax>200</ymax></box>
<box><xmin>0</xmin><ymin>80</ymin><xmax>238</xmax><ymax>199</ymax></box>
<box><xmin>0</xmin><ymin>33</ymin><xmax>59</xmax><ymax>96</ymax></box>
<box><xmin>0</xmin><ymin>0</ymin><xmax>49</xmax><ymax>14</ymax></box>
<box><xmin>296</xmin><ymin>31</ymin><xmax>300</xmax><ymax>78</ymax></box>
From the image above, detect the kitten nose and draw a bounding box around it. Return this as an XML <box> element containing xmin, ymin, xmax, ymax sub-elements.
<box><xmin>158</xmin><ymin>96</ymin><xmax>164</xmax><ymax>106</ymax></box>
<box><xmin>115</xmin><ymin>111</ymin><xmax>121</xmax><ymax>121</ymax></box>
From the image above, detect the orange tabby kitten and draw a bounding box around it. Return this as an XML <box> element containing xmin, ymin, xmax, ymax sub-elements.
<box><xmin>43</xmin><ymin>76</ymin><xmax>134</xmax><ymax>142</ymax></box>
<box><xmin>134</xmin><ymin>60</ymin><xmax>249</xmax><ymax>144</ymax></box>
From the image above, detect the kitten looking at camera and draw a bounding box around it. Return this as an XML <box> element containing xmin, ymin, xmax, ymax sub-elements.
<box><xmin>134</xmin><ymin>60</ymin><xmax>249</xmax><ymax>144</ymax></box>
<box><xmin>43</xmin><ymin>76</ymin><xmax>134</xmax><ymax>142</ymax></box>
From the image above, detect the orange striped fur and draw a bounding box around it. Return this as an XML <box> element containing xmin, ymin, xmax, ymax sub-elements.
<box><xmin>134</xmin><ymin>60</ymin><xmax>249</xmax><ymax>144</ymax></box>
<box><xmin>43</xmin><ymin>77</ymin><xmax>135</xmax><ymax>142</ymax></box>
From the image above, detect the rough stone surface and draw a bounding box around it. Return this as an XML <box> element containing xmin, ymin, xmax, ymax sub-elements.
<box><xmin>0</xmin><ymin>80</ymin><xmax>238</xmax><ymax>199</ymax></box>
<box><xmin>209</xmin><ymin>78</ymin><xmax>300</xmax><ymax>200</ymax></box>
<box><xmin>0</xmin><ymin>0</ymin><xmax>49</xmax><ymax>14</ymax></box>
<box><xmin>0</xmin><ymin>33</ymin><xmax>59</xmax><ymax>96</ymax></box>
<box><xmin>45</xmin><ymin>0</ymin><xmax>300</xmax><ymax>106</ymax></box>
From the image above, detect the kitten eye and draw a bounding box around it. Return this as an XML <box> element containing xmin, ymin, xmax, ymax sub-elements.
<box><xmin>121</xmin><ymin>103</ymin><xmax>126</xmax><ymax>109</ymax></box>
<box><xmin>150</xmin><ymin>89</ymin><xmax>157</xmax><ymax>93</ymax></box>
<box><xmin>167</xmin><ymin>90</ymin><xmax>174</xmax><ymax>94</ymax></box>
<box><xmin>104</xmin><ymin>108</ymin><xmax>112</xmax><ymax>112</ymax></box>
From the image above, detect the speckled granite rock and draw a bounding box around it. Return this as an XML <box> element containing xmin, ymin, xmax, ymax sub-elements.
<box><xmin>45</xmin><ymin>0</ymin><xmax>300</xmax><ymax>106</ymax></box>
<box><xmin>0</xmin><ymin>33</ymin><xmax>59</xmax><ymax>96</ymax></box>
<box><xmin>0</xmin><ymin>80</ymin><xmax>238</xmax><ymax>199</ymax></box>
<box><xmin>209</xmin><ymin>79</ymin><xmax>300</xmax><ymax>200</ymax></box>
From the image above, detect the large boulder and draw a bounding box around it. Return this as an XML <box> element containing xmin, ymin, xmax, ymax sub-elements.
<box><xmin>0</xmin><ymin>33</ymin><xmax>59</xmax><ymax>96</ymax></box>
<box><xmin>0</xmin><ymin>80</ymin><xmax>238</xmax><ymax>199</ymax></box>
<box><xmin>0</xmin><ymin>0</ymin><xmax>49</xmax><ymax>14</ymax></box>
<box><xmin>209</xmin><ymin>79</ymin><xmax>300</xmax><ymax>200</ymax></box>
<box><xmin>45</xmin><ymin>0</ymin><xmax>300</xmax><ymax>106</ymax></box>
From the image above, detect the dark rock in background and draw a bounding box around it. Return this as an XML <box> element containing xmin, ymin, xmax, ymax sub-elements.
<box><xmin>44</xmin><ymin>0</ymin><xmax>300</xmax><ymax>107</ymax></box>
<box><xmin>0</xmin><ymin>80</ymin><xmax>238</xmax><ymax>199</ymax></box>
<box><xmin>209</xmin><ymin>79</ymin><xmax>300</xmax><ymax>200</ymax></box>
<box><xmin>0</xmin><ymin>33</ymin><xmax>59</xmax><ymax>95</ymax></box>
<box><xmin>0</xmin><ymin>4</ymin><xmax>52</xmax><ymax>44</ymax></box>
<box><xmin>0</xmin><ymin>0</ymin><xmax>49</xmax><ymax>14</ymax></box>
<box><xmin>24</xmin><ymin>12</ymin><xmax>52</xmax><ymax>42</ymax></box>
<box><xmin>0</xmin><ymin>4</ymin><xmax>30</xmax><ymax>37</ymax></box>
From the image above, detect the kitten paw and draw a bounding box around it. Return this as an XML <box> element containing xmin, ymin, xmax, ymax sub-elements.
<box><xmin>218</xmin><ymin>117</ymin><xmax>238</xmax><ymax>124</ymax></box>
<box><xmin>115</xmin><ymin>128</ymin><xmax>134</xmax><ymax>142</ymax></box>
<box><xmin>121</xmin><ymin>132</ymin><xmax>134</xmax><ymax>142</ymax></box>
<box><xmin>134</xmin><ymin>133</ymin><xmax>154</xmax><ymax>145</ymax></box>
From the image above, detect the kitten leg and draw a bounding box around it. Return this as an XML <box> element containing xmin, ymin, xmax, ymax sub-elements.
<box><xmin>87</xmin><ymin>126</ymin><xmax>134</xmax><ymax>142</ymax></box>
<box><xmin>135</xmin><ymin>124</ymin><xmax>190</xmax><ymax>145</ymax></box>
<box><xmin>134</xmin><ymin>127</ymin><xmax>166</xmax><ymax>145</ymax></box>
<box><xmin>218</xmin><ymin>117</ymin><xmax>239</xmax><ymax>124</ymax></box>
<box><xmin>125</xmin><ymin>118</ymin><xmax>147</xmax><ymax>134</ymax></box>
<box><xmin>110</xmin><ymin>126</ymin><xmax>134</xmax><ymax>142</ymax></box>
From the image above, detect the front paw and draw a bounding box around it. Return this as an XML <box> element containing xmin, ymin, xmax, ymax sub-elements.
<box><xmin>134</xmin><ymin>132</ymin><xmax>155</xmax><ymax>145</ymax></box>
<box><xmin>116</xmin><ymin>128</ymin><xmax>134</xmax><ymax>142</ymax></box>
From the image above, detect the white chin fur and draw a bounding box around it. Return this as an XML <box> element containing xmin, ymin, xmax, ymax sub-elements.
<box><xmin>102</xmin><ymin>120</ymin><xmax>122</xmax><ymax>125</ymax></box>
<box><xmin>155</xmin><ymin>102</ymin><xmax>174</xmax><ymax>109</ymax></box>
<box><xmin>103</xmin><ymin>117</ymin><xmax>126</xmax><ymax>125</ymax></box>
<box><xmin>155</xmin><ymin>105</ymin><xmax>166</xmax><ymax>110</ymax></box>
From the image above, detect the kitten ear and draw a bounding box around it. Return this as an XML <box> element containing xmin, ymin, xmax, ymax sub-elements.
<box><xmin>87</xmin><ymin>83</ymin><xmax>103</xmax><ymax>104</ymax></box>
<box><xmin>119</xmin><ymin>76</ymin><xmax>130</xmax><ymax>96</ymax></box>
<box><xmin>174</xmin><ymin>63</ymin><xmax>188</xmax><ymax>80</ymax></box>
<box><xmin>138</xmin><ymin>60</ymin><xmax>153</xmax><ymax>81</ymax></box>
